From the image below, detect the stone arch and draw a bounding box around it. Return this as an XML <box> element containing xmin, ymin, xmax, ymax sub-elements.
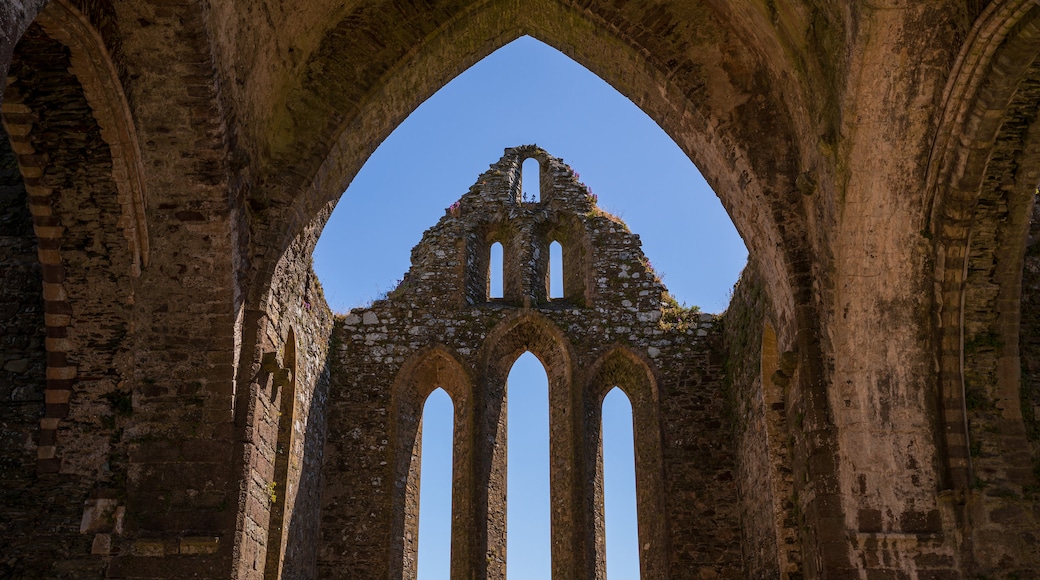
<box><xmin>249</xmin><ymin>0</ymin><xmax>806</xmax><ymax>334</ymax></box>
<box><xmin>0</xmin><ymin>10</ymin><xmax>148</xmax><ymax>574</ymax></box>
<box><xmin>486</xmin><ymin>223</ymin><xmax>522</xmax><ymax>305</ymax></box>
<box><xmin>928</xmin><ymin>1</ymin><xmax>1040</xmax><ymax>573</ymax></box>
<box><xmin>1</xmin><ymin>2</ymin><xmax>142</xmax><ymax>477</ymax></box>
<box><xmin>33</xmin><ymin>0</ymin><xmax>149</xmax><ymax>273</ymax></box>
<box><xmin>929</xmin><ymin>0</ymin><xmax>1040</xmax><ymax>491</ymax></box>
<box><xmin>584</xmin><ymin>346</ymin><xmax>667</xmax><ymax>579</ymax></box>
<box><xmin>463</xmin><ymin>219</ymin><xmax>521</xmax><ymax>306</ymax></box>
<box><xmin>388</xmin><ymin>345</ymin><xmax>473</xmax><ymax>580</ymax></box>
<box><xmin>520</xmin><ymin>155</ymin><xmax>542</xmax><ymax>203</ymax></box>
<box><xmin>540</xmin><ymin>212</ymin><xmax>591</xmax><ymax>306</ymax></box>
<box><xmin>515</xmin><ymin>147</ymin><xmax>556</xmax><ymax>205</ymax></box>
<box><xmin>245</xmin><ymin>17</ymin><xmax>830</xmax><ymax>555</ymax></box>
<box><xmin>478</xmin><ymin>311</ymin><xmax>577</xmax><ymax>577</ymax></box>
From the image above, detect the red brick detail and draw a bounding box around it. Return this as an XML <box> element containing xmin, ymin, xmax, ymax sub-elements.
<box><xmin>1</xmin><ymin>97</ymin><xmax>72</xmax><ymax>473</ymax></box>
<box><xmin>37</xmin><ymin>458</ymin><xmax>62</xmax><ymax>474</ymax></box>
<box><xmin>38</xmin><ymin>429</ymin><xmax>57</xmax><ymax>446</ymax></box>
<box><xmin>45</xmin><ymin>403</ymin><xmax>70</xmax><ymax>419</ymax></box>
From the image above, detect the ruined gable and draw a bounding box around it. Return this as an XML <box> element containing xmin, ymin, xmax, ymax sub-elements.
<box><xmin>320</xmin><ymin>145</ymin><xmax>740</xmax><ymax>577</ymax></box>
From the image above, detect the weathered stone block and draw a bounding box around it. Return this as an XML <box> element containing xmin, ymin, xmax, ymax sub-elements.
<box><xmin>180</xmin><ymin>536</ymin><xmax>221</xmax><ymax>555</ymax></box>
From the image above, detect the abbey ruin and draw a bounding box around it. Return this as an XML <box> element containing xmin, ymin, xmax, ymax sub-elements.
<box><xmin>324</xmin><ymin>146</ymin><xmax>737</xmax><ymax>578</ymax></box>
<box><xmin>2</xmin><ymin>0</ymin><xmax>1040</xmax><ymax>578</ymax></box>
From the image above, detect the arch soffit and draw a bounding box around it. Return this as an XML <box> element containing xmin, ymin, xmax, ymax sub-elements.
<box><xmin>928</xmin><ymin>3</ymin><xmax>1040</xmax><ymax>349</ymax></box>
<box><xmin>480</xmin><ymin>311</ymin><xmax>573</xmax><ymax>384</ymax></box>
<box><xmin>2</xmin><ymin>1</ymin><xmax>149</xmax><ymax>471</ymax></box>
<box><xmin>929</xmin><ymin>1</ymin><xmax>1040</xmax><ymax>229</ymax></box>
<box><xmin>27</xmin><ymin>0</ymin><xmax>150</xmax><ymax>274</ymax></box>
<box><xmin>585</xmin><ymin>346</ymin><xmax>658</xmax><ymax>404</ymax></box>
<box><xmin>393</xmin><ymin>344</ymin><xmax>472</xmax><ymax>403</ymax></box>
<box><xmin>925</xmin><ymin>1</ymin><xmax>1040</xmax><ymax>488</ymax></box>
<box><xmin>251</xmin><ymin>0</ymin><xmax>807</xmax><ymax>317</ymax></box>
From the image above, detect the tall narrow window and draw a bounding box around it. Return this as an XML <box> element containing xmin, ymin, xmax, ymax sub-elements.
<box><xmin>602</xmin><ymin>387</ymin><xmax>639</xmax><ymax>579</ymax></box>
<box><xmin>522</xmin><ymin>158</ymin><xmax>540</xmax><ymax>202</ymax></box>
<box><xmin>418</xmin><ymin>388</ymin><xmax>454</xmax><ymax>580</ymax></box>
<box><xmin>490</xmin><ymin>242</ymin><xmax>504</xmax><ymax>299</ymax></box>
<box><xmin>550</xmin><ymin>240</ymin><xmax>564</xmax><ymax>299</ymax></box>
<box><xmin>507</xmin><ymin>352</ymin><xmax>551</xmax><ymax>578</ymax></box>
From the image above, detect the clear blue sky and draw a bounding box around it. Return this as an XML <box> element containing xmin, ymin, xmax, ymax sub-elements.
<box><xmin>313</xmin><ymin>36</ymin><xmax>746</xmax><ymax>579</ymax></box>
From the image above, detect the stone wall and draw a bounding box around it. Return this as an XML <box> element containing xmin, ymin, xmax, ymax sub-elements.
<box><xmin>234</xmin><ymin>223</ymin><xmax>335</xmax><ymax>579</ymax></box>
<box><xmin>657</xmin><ymin>319</ymin><xmax>742</xmax><ymax>577</ymax></box>
<box><xmin>320</xmin><ymin>147</ymin><xmax>742</xmax><ymax>578</ymax></box>
<box><xmin>1012</xmin><ymin>192</ymin><xmax>1040</xmax><ymax>567</ymax></box>
<box><xmin>0</xmin><ymin>26</ymin><xmax>137</xmax><ymax>578</ymax></box>
<box><xmin>955</xmin><ymin>53</ymin><xmax>1040</xmax><ymax>576</ymax></box>
<box><xmin>0</xmin><ymin>115</ymin><xmax>52</xmax><ymax>578</ymax></box>
<box><xmin>1024</xmin><ymin>192</ymin><xmax>1040</xmax><ymax>486</ymax></box>
<box><xmin>723</xmin><ymin>261</ymin><xmax>801</xmax><ymax>579</ymax></box>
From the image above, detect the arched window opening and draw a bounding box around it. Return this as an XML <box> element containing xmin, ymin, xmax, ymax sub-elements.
<box><xmin>522</xmin><ymin>157</ymin><xmax>541</xmax><ymax>203</ymax></box>
<box><xmin>264</xmin><ymin>330</ymin><xmax>298</xmax><ymax>580</ymax></box>
<box><xmin>602</xmin><ymin>387</ymin><xmax>639</xmax><ymax>579</ymax></box>
<box><xmin>550</xmin><ymin>240</ymin><xmax>564</xmax><ymax>299</ymax></box>
<box><xmin>490</xmin><ymin>241</ymin><xmax>504</xmax><ymax>299</ymax></box>
<box><xmin>507</xmin><ymin>352</ymin><xmax>551</xmax><ymax>578</ymax></box>
<box><xmin>418</xmin><ymin>388</ymin><xmax>454</xmax><ymax>580</ymax></box>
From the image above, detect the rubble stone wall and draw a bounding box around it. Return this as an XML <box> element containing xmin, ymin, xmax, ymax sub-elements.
<box><xmin>0</xmin><ymin>114</ymin><xmax>52</xmax><ymax>578</ymax></box>
<box><xmin>0</xmin><ymin>26</ymin><xmax>135</xmax><ymax>578</ymax></box>
<box><xmin>321</xmin><ymin>146</ymin><xmax>742</xmax><ymax>578</ymax></box>
<box><xmin>234</xmin><ymin>224</ymin><xmax>335</xmax><ymax>579</ymax></box>
<box><xmin>723</xmin><ymin>262</ymin><xmax>802</xmax><ymax>579</ymax></box>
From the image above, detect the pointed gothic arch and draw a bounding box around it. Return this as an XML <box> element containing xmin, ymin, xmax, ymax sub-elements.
<box><xmin>539</xmin><ymin>213</ymin><xmax>590</xmax><ymax>305</ymax></box>
<box><xmin>388</xmin><ymin>345</ymin><xmax>473</xmax><ymax>579</ymax></box>
<box><xmin>478</xmin><ymin>311</ymin><xmax>577</xmax><ymax>577</ymax></box>
<box><xmin>250</xmin><ymin>1</ymin><xmax>806</xmax><ymax>337</ymax></box>
<box><xmin>585</xmin><ymin>346</ymin><xmax>667</xmax><ymax>579</ymax></box>
<box><xmin>247</xmin><ymin>14</ymin><xmax>836</xmax><ymax>565</ymax></box>
<box><xmin>926</xmin><ymin>2</ymin><xmax>1040</xmax><ymax>569</ymax></box>
<box><xmin>264</xmin><ymin>328</ymin><xmax>298</xmax><ymax>579</ymax></box>
<box><xmin>928</xmin><ymin>0</ymin><xmax>1040</xmax><ymax>494</ymax></box>
<box><xmin>32</xmin><ymin>0</ymin><xmax>150</xmax><ymax>273</ymax></box>
<box><xmin>0</xmin><ymin>0</ymin><xmax>149</xmax><ymax>477</ymax></box>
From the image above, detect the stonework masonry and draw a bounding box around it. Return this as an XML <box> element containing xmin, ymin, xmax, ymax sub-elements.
<box><xmin>724</xmin><ymin>263</ymin><xmax>801</xmax><ymax>579</ymax></box>
<box><xmin>322</xmin><ymin>146</ymin><xmax>739</xmax><ymax>578</ymax></box>
<box><xmin>2</xmin><ymin>0</ymin><xmax>1040</xmax><ymax>578</ymax></box>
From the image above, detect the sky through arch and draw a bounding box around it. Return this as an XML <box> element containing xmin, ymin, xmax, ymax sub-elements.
<box><xmin>314</xmin><ymin>34</ymin><xmax>748</xmax><ymax>579</ymax></box>
<box><xmin>313</xmin><ymin>35</ymin><xmax>747</xmax><ymax>314</ymax></box>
